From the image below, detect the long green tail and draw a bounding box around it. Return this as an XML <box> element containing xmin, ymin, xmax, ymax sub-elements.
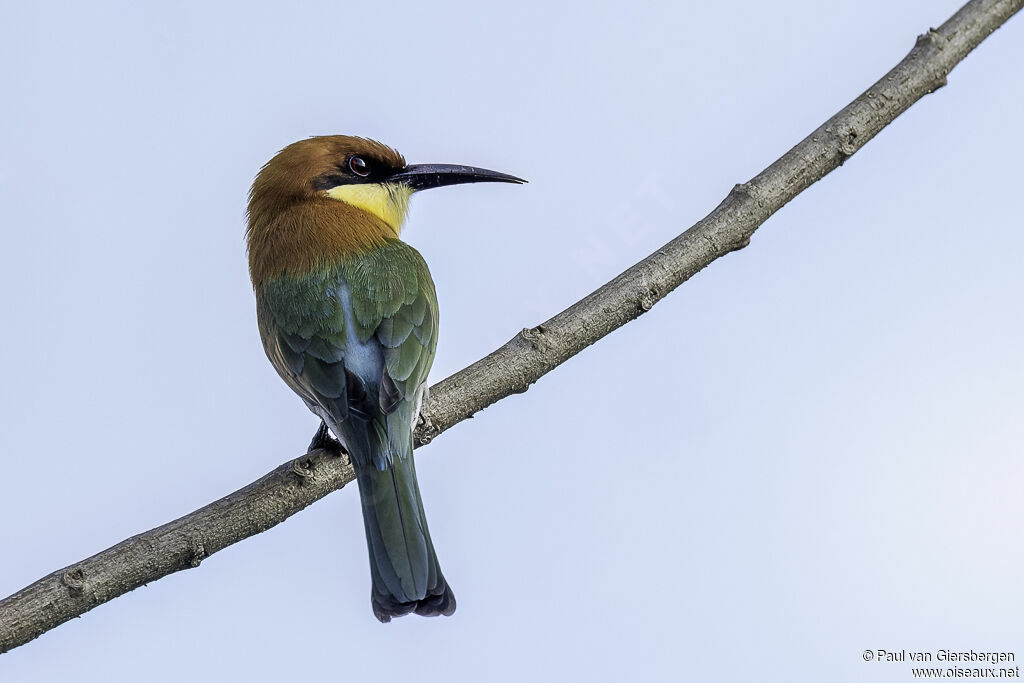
<box><xmin>348</xmin><ymin>418</ymin><xmax>454</xmax><ymax>622</ymax></box>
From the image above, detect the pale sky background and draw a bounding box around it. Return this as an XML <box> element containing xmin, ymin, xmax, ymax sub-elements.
<box><xmin>1</xmin><ymin>2</ymin><xmax>1022</xmax><ymax>681</ymax></box>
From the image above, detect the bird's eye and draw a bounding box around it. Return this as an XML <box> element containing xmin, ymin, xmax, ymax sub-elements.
<box><xmin>348</xmin><ymin>156</ymin><xmax>370</xmax><ymax>177</ymax></box>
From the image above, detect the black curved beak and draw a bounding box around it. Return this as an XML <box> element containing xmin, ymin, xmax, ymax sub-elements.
<box><xmin>389</xmin><ymin>164</ymin><xmax>526</xmax><ymax>191</ymax></box>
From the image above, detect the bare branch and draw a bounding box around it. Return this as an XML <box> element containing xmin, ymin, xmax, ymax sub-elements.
<box><xmin>2</xmin><ymin>0</ymin><xmax>1020</xmax><ymax>655</ymax></box>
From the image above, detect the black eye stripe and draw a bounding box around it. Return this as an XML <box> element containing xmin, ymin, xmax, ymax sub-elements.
<box><xmin>313</xmin><ymin>155</ymin><xmax>401</xmax><ymax>191</ymax></box>
<box><xmin>313</xmin><ymin>174</ymin><xmax>347</xmax><ymax>191</ymax></box>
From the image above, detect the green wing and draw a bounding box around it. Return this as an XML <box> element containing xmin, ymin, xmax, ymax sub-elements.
<box><xmin>256</xmin><ymin>240</ymin><xmax>438</xmax><ymax>446</ymax></box>
<box><xmin>343</xmin><ymin>242</ymin><xmax>437</xmax><ymax>413</ymax></box>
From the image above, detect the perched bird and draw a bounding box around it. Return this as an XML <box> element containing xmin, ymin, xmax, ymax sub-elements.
<box><xmin>246</xmin><ymin>136</ymin><xmax>523</xmax><ymax>622</ymax></box>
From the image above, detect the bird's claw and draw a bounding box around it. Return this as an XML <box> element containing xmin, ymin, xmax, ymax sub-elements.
<box><xmin>308</xmin><ymin>420</ymin><xmax>342</xmax><ymax>454</ymax></box>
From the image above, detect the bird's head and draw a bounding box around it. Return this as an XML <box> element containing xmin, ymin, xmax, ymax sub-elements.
<box><xmin>246</xmin><ymin>135</ymin><xmax>523</xmax><ymax>284</ymax></box>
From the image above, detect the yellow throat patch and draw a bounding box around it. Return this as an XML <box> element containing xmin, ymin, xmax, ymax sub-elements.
<box><xmin>324</xmin><ymin>182</ymin><xmax>413</xmax><ymax>234</ymax></box>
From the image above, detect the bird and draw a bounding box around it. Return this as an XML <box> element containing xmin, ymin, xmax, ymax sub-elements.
<box><xmin>246</xmin><ymin>136</ymin><xmax>524</xmax><ymax>622</ymax></box>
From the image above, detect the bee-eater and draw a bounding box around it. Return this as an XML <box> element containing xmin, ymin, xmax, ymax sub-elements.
<box><xmin>246</xmin><ymin>136</ymin><xmax>523</xmax><ymax>622</ymax></box>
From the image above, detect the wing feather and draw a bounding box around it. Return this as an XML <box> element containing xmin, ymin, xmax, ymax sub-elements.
<box><xmin>256</xmin><ymin>240</ymin><xmax>438</xmax><ymax>434</ymax></box>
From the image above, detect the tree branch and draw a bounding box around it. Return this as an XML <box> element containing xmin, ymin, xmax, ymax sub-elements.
<box><xmin>2</xmin><ymin>0</ymin><xmax>1020</xmax><ymax>655</ymax></box>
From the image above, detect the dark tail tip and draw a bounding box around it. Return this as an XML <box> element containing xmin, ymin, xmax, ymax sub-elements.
<box><xmin>373</xmin><ymin>582</ymin><xmax>456</xmax><ymax>623</ymax></box>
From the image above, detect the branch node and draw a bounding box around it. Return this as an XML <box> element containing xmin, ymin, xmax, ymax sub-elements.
<box><xmin>916</xmin><ymin>27</ymin><xmax>947</xmax><ymax>50</ymax></box>
<box><xmin>929</xmin><ymin>74</ymin><xmax>950</xmax><ymax>93</ymax></box>
<box><xmin>732</xmin><ymin>235</ymin><xmax>752</xmax><ymax>252</ymax></box>
<box><xmin>189</xmin><ymin>542</ymin><xmax>206</xmax><ymax>568</ymax></box>
<box><xmin>827</xmin><ymin>126</ymin><xmax>860</xmax><ymax>162</ymax></box>
<box><xmin>727</xmin><ymin>181</ymin><xmax>766</xmax><ymax>213</ymax></box>
<box><xmin>291</xmin><ymin>457</ymin><xmax>314</xmax><ymax>479</ymax></box>
<box><xmin>639</xmin><ymin>288</ymin><xmax>659</xmax><ymax>312</ymax></box>
<box><xmin>844</xmin><ymin>128</ymin><xmax>859</xmax><ymax>151</ymax></box>
<box><xmin>730</xmin><ymin>182</ymin><xmax>751</xmax><ymax>198</ymax></box>
<box><xmin>61</xmin><ymin>568</ymin><xmax>85</xmax><ymax>595</ymax></box>
<box><xmin>912</xmin><ymin>29</ymin><xmax>952</xmax><ymax>93</ymax></box>
<box><xmin>520</xmin><ymin>326</ymin><xmax>549</xmax><ymax>351</ymax></box>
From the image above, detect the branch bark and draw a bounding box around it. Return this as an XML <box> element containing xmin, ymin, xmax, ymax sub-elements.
<box><xmin>2</xmin><ymin>0</ymin><xmax>1020</xmax><ymax>655</ymax></box>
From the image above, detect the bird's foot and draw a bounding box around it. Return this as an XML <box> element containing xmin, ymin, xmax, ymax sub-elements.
<box><xmin>308</xmin><ymin>420</ymin><xmax>343</xmax><ymax>455</ymax></box>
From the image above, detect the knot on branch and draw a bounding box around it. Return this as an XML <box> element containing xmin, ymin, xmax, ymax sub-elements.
<box><xmin>726</xmin><ymin>182</ymin><xmax>764</xmax><ymax>210</ymax></box>
<box><xmin>731</xmin><ymin>235</ymin><xmax>752</xmax><ymax>252</ymax></box>
<box><xmin>825</xmin><ymin>126</ymin><xmax>860</xmax><ymax>162</ymax></box>
<box><xmin>638</xmin><ymin>288</ymin><xmax>659</xmax><ymax>312</ymax></box>
<box><xmin>520</xmin><ymin>325</ymin><xmax>551</xmax><ymax>352</ymax></box>
<box><xmin>915</xmin><ymin>27</ymin><xmax>946</xmax><ymax>50</ymax></box>
<box><xmin>730</xmin><ymin>182</ymin><xmax>752</xmax><ymax>200</ymax></box>
<box><xmin>702</xmin><ymin>229</ymin><xmax>752</xmax><ymax>255</ymax></box>
<box><xmin>291</xmin><ymin>456</ymin><xmax>315</xmax><ymax>480</ymax></box>
<box><xmin>913</xmin><ymin>28</ymin><xmax>950</xmax><ymax>92</ymax></box>
<box><xmin>61</xmin><ymin>568</ymin><xmax>86</xmax><ymax>595</ymax></box>
<box><xmin>189</xmin><ymin>541</ymin><xmax>206</xmax><ymax>568</ymax></box>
